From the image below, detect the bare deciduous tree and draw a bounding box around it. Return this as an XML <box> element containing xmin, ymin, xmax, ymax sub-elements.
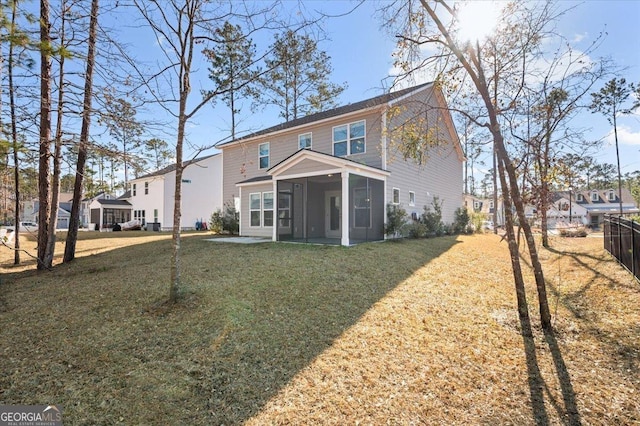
<box><xmin>381</xmin><ymin>0</ymin><xmax>570</xmax><ymax>330</ymax></box>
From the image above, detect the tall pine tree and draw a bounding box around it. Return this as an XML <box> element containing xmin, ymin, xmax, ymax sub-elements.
<box><xmin>256</xmin><ymin>30</ymin><xmax>346</xmax><ymax>122</ymax></box>
<box><xmin>203</xmin><ymin>21</ymin><xmax>258</xmax><ymax>140</ymax></box>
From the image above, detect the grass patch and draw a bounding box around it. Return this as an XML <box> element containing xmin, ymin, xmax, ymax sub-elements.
<box><xmin>0</xmin><ymin>233</ymin><xmax>638</xmax><ymax>424</ymax></box>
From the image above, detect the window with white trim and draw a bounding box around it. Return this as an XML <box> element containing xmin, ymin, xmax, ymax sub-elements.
<box><xmin>409</xmin><ymin>191</ymin><xmax>416</xmax><ymax>207</ymax></box>
<box><xmin>577</xmin><ymin>193</ymin><xmax>584</xmax><ymax>202</ymax></box>
<box><xmin>474</xmin><ymin>200</ymin><xmax>481</xmax><ymax>210</ymax></box>
<box><xmin>608</xmin><ymin>190</ymin><xmax>615</xmax><ymax>201</ymax></box>
<box><xmin>333</xmin><ymin>120</ymin><xmax>365</xmax><ymax>157</ymax></box>
<box><xmin>392</xmin><ymin>188</ymin><xmax>400</xmax><ymax>205</ymax></box>
<box><xmin>591</xmin><ymin>191</ymin><xmax>598</xmax><ymax>202</ymax></box>
<box><xmin>144</xmin><ymin>182</ymin><xmax>149</xmax><ymax>195</ymax></box>
<box><xmin>134</xmin><ymin>210</ymin><xmax>146</xmax><ymax>225</ymax></box>
<box><xmin>298</xmin><ymin>133</ymin><xmax>312</xmax><ymax>150</ymax></box>
<box><xmin>132</xmin><ymin>183</ymin><xmax>137</xmax><ymax>196</ymax></box>
<box><xmin>250</xmin><ymin>193</ymin><xmax>261</xmax><ymax>226</ymax></box>
<box><xmin>354</xmin><ymin>187</ymin><xmax>371</xmax><ymax>228</ymax></box>
<box><xmin>263</xmin><ymin>192</ymin><xmax>274</xmax><ymax>227</ymax></box>
<box><xmin>259</xmin><ymin>143</ymin><xmax>270</xmax><ymax>169</ymax></box>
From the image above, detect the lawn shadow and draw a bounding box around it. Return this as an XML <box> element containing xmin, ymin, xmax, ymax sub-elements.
<box><xmin>518</xmin><ymin>311</ymin><xmax>550</xmax><ymax>426</ymax></box>
<box><xmin>543</xmin><ymin>328</ymin><xmax>582</xmax><ymax>425</ymax></box>
<box><xmin>513</xmin><ymin>244</ymin><xmax>583</xmax><ymax>425</ymax></box>
<box><xmin>0</xmin><ymin>234</ymin><xmax>461</xmax><ymax>424</ymax></box>
<box><xmin>544</xmin><ymin>244</ymin><xmax>640</xmax><ymax>382</ymax></box>
<box><xmin>193</xmin><ymin>236</ymin><xmax>461</xmax><ymax>424</ymax></box>
<box><xmin>516</xmin><ymin>300</ymin><xmax>582</xmax><ymax>426</ymax></box>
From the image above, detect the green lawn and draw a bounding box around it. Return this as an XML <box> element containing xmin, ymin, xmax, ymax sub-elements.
<box><xmin>0</xmin><ymin>233</ymin><xmax>638</xmax><ymax>424</ymax></box>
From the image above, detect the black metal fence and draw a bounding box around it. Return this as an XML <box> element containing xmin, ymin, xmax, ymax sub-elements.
<box><xmin>604</xmin><ymin>215</ymin><xmax>639</xmax><ymax>281</ymax></box>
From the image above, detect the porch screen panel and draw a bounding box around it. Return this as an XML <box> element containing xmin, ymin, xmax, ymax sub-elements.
<box><xmin>277</xmin><ymin>181</ymin><xmax>294</xmax><ymax>241</ymax></box>
<box><xmin>349</xmin><ymin>174</ymin><xmax>384</xmax><ymax>243</ymax></box>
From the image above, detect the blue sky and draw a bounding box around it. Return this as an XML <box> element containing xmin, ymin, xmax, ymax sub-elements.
<box><xmin>122</xmin><ymin>1</ymin><xmax>640</xmax><ymax>178</ymax></box>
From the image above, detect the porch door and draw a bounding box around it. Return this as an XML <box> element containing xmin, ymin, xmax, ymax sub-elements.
<box><xmin>325</xmin><ymin>190</ymin><xmax>341</xmax><ymax>238</ymax></box>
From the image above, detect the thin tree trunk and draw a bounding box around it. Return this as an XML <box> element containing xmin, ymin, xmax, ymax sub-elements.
<box><xmin>497</xmin><ymin>149</ymin><xmax>533</xmax><ymax>333</ymax></box>
<box><xmin>44</xmin><ymin>0</ymin><xmax>68</xmax><ymax>268</ymax></box>
<box><xmin>64</xmin><ymin>0</ymin><xmax>99</xmax><ymax>263</ymax></box>
<box><xmin>37</xmin><ymin>0</ymin><xmax>52</xmax><ymax>270</ymax></box>
<box><xmin>168</xmin><ymin>0</ymin><xmax>195</xmax><ymax>303</ymax></box>
<box><xmin>613</xmin><ymin>111</ymin><xmax>623</xmax><ymax>215</ymax></box>
<box><xmin>9</xmin><ymin>0</ymin><xmax>20</xmax><ymax>265</ymax></box>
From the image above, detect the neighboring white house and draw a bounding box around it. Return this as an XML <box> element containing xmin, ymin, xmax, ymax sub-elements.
<box><xmin>541</xmin><ymin>188</ymin><xmax>640</xmax><ymax>229</ymax></box>
<box><xmin>81</xmin><ymin>192</ymin><xmax>118</xmax><ymax>228</ymax></box>
<box><xmin>128</xmin><ymin>153</ymin><xmax>223</xmax><ymax>230</ymax></box>
<box><xmin>544</xmin><ymin>192</ymin><xmax>589</xmax><ymax>227</ymax></box>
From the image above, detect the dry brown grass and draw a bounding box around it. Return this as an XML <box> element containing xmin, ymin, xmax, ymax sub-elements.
<box><xmin>0</xmin><ymin>232</ymin><xmax>638</xmax><ymax>425</ymax></box>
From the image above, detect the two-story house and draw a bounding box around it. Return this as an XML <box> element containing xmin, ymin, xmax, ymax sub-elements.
<box><xmin>217</xmin><ymin>82</ymin><xmax>465</xmax><ymax>246</ymax></box>
<box><xmin>128</xmin><ymin>153</ymin><xmax>223</xmax><ymax>230</ymax></box>
<box><xmin>543</xmin><ymin>188</ymin><xmax>639</xmax><ymax>229</ymax></box>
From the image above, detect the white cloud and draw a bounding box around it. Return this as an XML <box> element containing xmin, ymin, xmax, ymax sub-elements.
<box><xmin>572</xmin><ymin>32</ymin><xmax>587</xmax><ymax>43</ymax></box>
<box><xmin>605</xmin><ymin>125</ymin><xmax>640</xmax><ymax>146</ymax></box>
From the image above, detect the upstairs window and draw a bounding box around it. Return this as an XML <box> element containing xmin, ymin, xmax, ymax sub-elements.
<box><xmin>608</xmin><ymin>190</ymin><xmax>615</xmax><ymax>201</ymax></box>
<box><xmin>298</xmin><ymin>133</ymin><xmax>312</xmax><ymax>150</ymax></box>
<box><xmin>333</xmin><ymin>120</ymin><xmax>365</xmax><ymax>157</ymax></box>
<box><xmin>591</xmin><ymin>191</ymin><xmax>598</xmax><ymax>202</ymax></box>
<box><xmin>409</xmin><ymin>191</ymin><xmax>416</xmax><ymax>207</ymax></box>
<box><xmin>576</xmin><ymin>193</ymin><xmax>584</xmax><ymax>202</ymax></box>
<box><xmin>259</xmin><ymin>143</ymin><xmax>270</xmax><ymax>169</ymax></box>
<box><xmin>132</xmin><ymin>183</ymin><xmax>137</xmax><ymax>196</ymax></box>
<box><xmin>144</xmin><ymin>182</ymin><xmax>149</xmax><ymax>195</ymax></box>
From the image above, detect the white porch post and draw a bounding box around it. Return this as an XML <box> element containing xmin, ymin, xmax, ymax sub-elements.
<box><xmin>341</xmin><ymin>171</ymin><xmax>349</xmax><ymax>246</ymax></box>
<box><xmin>272</xmin><ymin>178</ymin><xmax>278</xmax><ymax>242</ymax></box>
<box><xmin>383</xmin><ymin>178</ymin><xmax>388</xmax><ymax>240</ymax></box>
<box><xmin>238</xmin><ymin>186</ymin><xmax>242</xmax><ymax>236</ymax></box>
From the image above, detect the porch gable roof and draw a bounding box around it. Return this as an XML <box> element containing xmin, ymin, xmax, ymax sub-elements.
<box><xmin>267</xmin><ymin>149</ymin><xmax>390</xmax><ymax>180</ymax></box>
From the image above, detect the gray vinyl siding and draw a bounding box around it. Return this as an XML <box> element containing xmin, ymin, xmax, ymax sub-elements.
<box><xmin>385</xmin><ymin>88</ymin><xmax>463</xmax><ymax>224</ymax></box>
<box><xmin>221</xmin><ymin>109</ymin><xmax>383</xmax><ymax>205</ymax></box>
<box><xmin>240</xmin><ymin>182</ymin><xmax>274</xmax><ymax>238</ymax></box>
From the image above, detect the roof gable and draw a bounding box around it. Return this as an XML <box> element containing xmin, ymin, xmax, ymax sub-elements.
<box><xmin>217</xmin><ymin>83</ymin><xmax>434</xmax><ymax>148</ymax></box>
<box><xmin>268</xmin><ymin>149</ymin><xmax>389</xmax><ymax>180</ymax></box>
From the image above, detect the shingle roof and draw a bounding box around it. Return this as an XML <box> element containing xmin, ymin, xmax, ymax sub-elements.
<box><xmin>96</xmin><ymin>199</ymin><xmax>132</xmax><ymax>206</ymax></box>
<box><xmin>216</xmin><ymin>82</ymin><xmax>434</xmax><ymax>147</ymax></box>
<box><xmin>133</xmin><ymin>153</ymin><xmax>219</xmax><ymax>181</ymax></box>
<box><xmin>237</xmin><ymin>175</ymin><xmax>273</xmax><ymax>185</ymax></box>
<box><xmin>564</xmin><ymin>188</ymin><xmax>637</xmax><ymax>205</ymax></box>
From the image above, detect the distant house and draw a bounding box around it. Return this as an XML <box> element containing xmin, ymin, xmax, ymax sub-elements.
<box><xmin>81</xmin><ymin>192</ymin><xmax>117</xmax><ymax>228</ymax></box>
<box><xmin>89</xmin><ymin>196</ymin><xmax>133</xmax><ymax>230</ymax></box>
<box><xmin>546</xmin><ymin>188</ymin><xmax>639</xmax><ymax>228</ymax></box>
<box><xmin>128</xmin><ymin>153</ymin><xmax>223</xmax><ymax>230</ymax></box>
<box><xmin>23</xmin><ymin>192</ymin><xmax>74</xmax><ymax>230</ymax></box>
<box><xmin>217</xmin><ymin>82</ymin><xmax>464</xmax><ymax>245</ymax></box>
